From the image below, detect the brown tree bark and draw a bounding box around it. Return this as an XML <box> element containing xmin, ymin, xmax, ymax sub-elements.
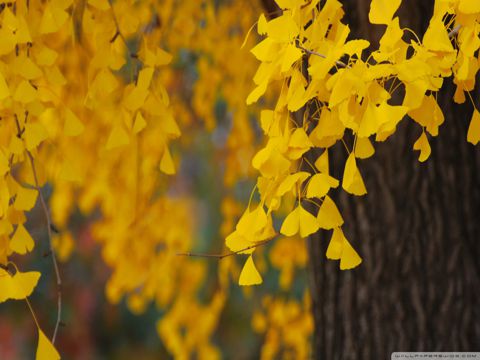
<box><xmin>305</xmin><ymin>1</ymin><xmax>480</xmax><ymax>359</ymax></box>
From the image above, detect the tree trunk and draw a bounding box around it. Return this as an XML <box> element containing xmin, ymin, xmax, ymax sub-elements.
<box><xmin>306</xmin><ymin>1</ymin><xmax>480</xmax><ymax>359</ymax></box>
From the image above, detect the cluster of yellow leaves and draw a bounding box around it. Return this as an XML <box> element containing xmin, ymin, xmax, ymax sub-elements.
<box><xmin>252</xmin><ymin>294</ymin><xmax>313</xmax><ymax>360</ymax></box>
<box><xmin>228</xmin><ymin>0</ymin><xmax>480</xmax><ymax>286</ymax></box>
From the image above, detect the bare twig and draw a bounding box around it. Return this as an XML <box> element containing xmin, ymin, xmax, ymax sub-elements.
<box><xmin>296</xmin><ymin>44</ymin><xmax>348</xmax><ymax>68</ymax></box>
<box><xmin>177</xmin><ymin>239</ymin><xmax>272</xmax><ymax>260</ymax></box>
<box><xmin>27</xmin><ymin>152</ymin><xmax>62</xmax><ymax>344</ymax></box>
<box><xmin>448</xmin><ymin>25</ymin><xmax>461</xmax><ymax>38</ymax></box>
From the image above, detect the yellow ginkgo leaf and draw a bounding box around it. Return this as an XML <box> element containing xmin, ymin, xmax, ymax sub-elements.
<box><xmin>14</xmin><ymin>80</ymin><xmax>37</xmax><ymax>104</ymax></box>
<box><xmin>422</xmin><ymin>17</ymin><xmax>455</xmax><ymax>53</ymax></box>
<box><xmin>0</xmin><ymin>269</ymin><xmax>41</xmax><ymax>302</ymax></box>
<box><xmin>413</xmin><ymin>131</ymin><xmax>431</xmax><ymax>162</ymax></box>
<box><xmin>317</xmin><ymin>196</ymin><xmax>343</xmax><ymax>229</ymax></box>
<box><xmin>306</xmin><ymin>173</ymin><xmax>339</xmax><ymax>199</ymax></box>
<box><xmin>10</xmin><ymin>224</ymin><xmax>34</xmax><ymax>254</ymax></box>
<box><xmin>369</xmin><ymin>0</ymin><xmax>401</xmax><ymax>25</ymax></box>
<box><xmin>342</xmin><ymin>153</ymin><xmax>367</xmax><ymax>196</ymax></box>
<box><xmin>314</xmin><ymin>150</ymin><xmax>329</xmax><ymax>174</ymax></box>
<box><xmin>280</xmin><ymin>204</ymin><xmax>319</xmax><ymax>238</ymax></box>
<box><xmin>105</xmin><ymin>125</ymin><xmax>129</xmax><ymax>150</ymax></box>
<box><xmin>24</xmin><ymin>122</ymin><xmax>48</xmax><ymax>151</ymax></box>
<box><xmin>340</xmin><ymin>237</ymin><xmax>362</xmax><ymax>270</ymax></box>
<box><xmin>64</xmin><ymin>109</ymin><xmax>84</xmax><ymax>136</ymax></box>
<box><xmin>40</xmin><ymin>4</ymin><xmax>68</xmax><ymax>34</ymax></box>
<box><xmin>467</xmin><ymin>109</ymin><xmax>480</xmax><ymax>145</ymax></box>
<box><xmin>408</xmin><ymin>95</ymin><xmax>444</xmax><ymax>136</ymax></box>
<box><xmin>238</xmin><ymin>255</ymin><xmax>262</xmax><ymax>286</ymax></box>
<box><xmin>276</xmin><ymin>172</ymin><xmax>310</xmax><ymax>197</ymax></box>
<box><xmin>133</xmin><ymin>112</ymin><xmax>147</xmax><ymax>134</ymax></box>
<box><xmin>354</xmin><ymin>137</ymin><xmax>375</xmax><ymax>159</ymax></box>
<box><xmin>14</xmin><ymin>186</ymin><xmax>38</xmax><ymax>211</ymax></box>
<box><xmin>36</xmin><ymin>328</ymin><xmax>60</xmax><ymax>360</ymax></box>
<box><xmin>326</xmin><ymin>227</ymin><xmax>344</xmax><ymax>260</ymax></box>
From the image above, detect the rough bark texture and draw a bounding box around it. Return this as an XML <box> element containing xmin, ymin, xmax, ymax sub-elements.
<box><xmin>305</xmin><ymin>1</ymin><xmax>480</xmax><ymax>358</ymax></box>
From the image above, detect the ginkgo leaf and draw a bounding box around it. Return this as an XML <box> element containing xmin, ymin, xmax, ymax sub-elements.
<box><xmin>467</xmin><ymin>109</ymin><xmax>480</xmax><ymax>145</ymax></box>
<box><xmin>0</xmin><ymin>269</ymin><xmax>41</xmax><ymax>302</ymax></box>
<box><xmin>413</xmin><ymin>131</ymin><xmax>431</xmax><ymax>162</ymax></box>
<box><xmin>326</xmin><ymin>227</ymin><xmax>344</xmax><ymax>260</ymax></box>
<box><xmin>276</xmin><ymin>172</ymin><xmax>310</xmax><ymax>197</ymax></box>
<box><xmin>133</xmin><ymin>112</ymin><xmax>147</xmax><ymax>134</ymax></box>
<box><xmin>340</xmin><ymin>237</ymin><xmax>362</xmax><ymax>270</ymax></box>
<box><xmin>64</xmin><ymin>109</ymin><xmax>84</xmax><ymax>136</ymax></box>
<box><xmin>225</xmin><ymin>231</ymin><xmax>254</xmax><ymax>254</ymax></box>
<box><xmin>239</xmin><ymin>255</ymin><xmax>262</xmax><ymax>286</ymax></box>
<box><xmin>14</xmin><ymin>80</ymin><xmax>37</xmax><ymax>103</ymax></box>
<box><xmin>36</xmin><ymin>328</ymin><xmax>60</xmax><ymax>360</ymax></box>
<box><xmin>10</xmin><ymin>224</ymin><xmax>34</xmax><ymax>254</ymax></box>
<box><xmin>306</xmin><ymin>173</ymin><xmax>339</xmax><ymax>199</ymax></box>
<box><xmin>369</xmin><ymin>0</ymin><xmax>401</xmax><ymax>25</ymax></box>
<box><xmin>423</xmin><ymin>17</ymin><xmax>455</xmax><ymax>53</ymax></box>
<box><xmin>354</xmin><ymin>137</ymin><xmax>375</xmax><ymax>159</ymax></box>
<box><xmin>24</xmin><ymin>122</ymin><xmax>48</xmax><ymax>151</ymax></box>
<box><xmin>408</xmin><ymin>95</ymin><xmax>444</xmax><ymax>136</ymax></box>
<box><xmin>257</xmin><ymin>13</ymin><xmax>267</xmax><ymax>35</ymax></box>
<box><xmin>105</xmin><ymin>125</ymin><xmax>129</xmax><ymax>150</ymax></box>
<box><xmin>14</xmin><ymin>186</ymin><xmax>38</xmax><ymax>211</ymax></box>
<box><xmin>314</xmin><ymin>150</ymin><xmax>329</xmax><ymax>174</ymax></box>
<box><xmin>342</xmin><ymin>153</ymin><xmax>367</xmax><ymax>196</ymax></box>
<box><xmin>40</xmin><ymin>4</ymin><xmax>68</xmax><ymax>34</ymax></box>
<box><xmin>317</xmin><ymin>196</ymin><xmax>343</xmax><ymax>229</ymax></box>
<box><xmin>280</xmin><ymin>205</ymin><xmax>319</xmax><ymax>238</ymax></box>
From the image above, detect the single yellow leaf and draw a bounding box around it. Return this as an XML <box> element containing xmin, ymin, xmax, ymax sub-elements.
<box><xmin>133</xmin><ymin>112</ymin><xmax>147</xmax><ymax>134</ymax></box>
<box><xmin>413</xmin><ymin>131</ymin><xmax>431</xmax><ymax>162</ymax></box>
<box><xmin>340</xmin><ymin>237</ymin><xmax>362</xmax><ymax>270</ymax></box>
<box><xmin>105</xmin><ymin>125</ymin><xmax>129</xmax><ymax>150</ymax></box>
<box><xmin>36</xmin><ymin>328</ymin><xmax>60</xmax><ymax>360</ymax></box>
<box><xmin>467</xmin><ymin>109</ymin><xmax>480</xmax><ymax>145</ymax></box>
<box><xmin>423</xmin><ymin>17</ymin><xmax>455</xmax><ymax>53</ymax></box>
<box><xmin>298</xmin><ymin>205</ymin><xmax>320</xmax><ymax>237</ymax></box>
<box><xmin>64</xmin><ymin>109</ymin><xmax>84</xmax><ymax>136</ymax></box>
<box><xmin>342</xmin><ymin>153</ymin><xmax>367</xmax><ymax>195</ymax></box>
<box><xmin>280</xmin><ymin>205</ymin><xmax>300</xmax><ymax>237</ymax></box>
<box><xmin>14</xmin><ymin>80</ymin><xmax>38</xmax><ymax>104</ymax></box>
<box><xmin>326</xmin><ymin>228</ymin><xmax>344</xmax><ymax>260</ymax></box>
<box><xmin>10</xmin><ymin>224</ymin><xmax>34</xmax><ymax>254</ymax></box>
<box><xmin>238</xmin><ymin>255</ymin><xmax>262</xmax><ymax>286</ymax></box>
<box><xmin>306</xmin><ymin>173</ymin><xmax>339</xmax><ymax>199</ymax></box>
<box><xmin>14</xmin><ymin>186</ymin><xmax>38</xmax><ymax>211</ymax></box>
<box><xmin>40</xmin><ymin>4</ymin><xmax>68</xmax><ymax>34</ymax></box>
<box><xmin>369</xmin><ymin>0</ymin><xmax>401</xmax><ymax>25</ymax></box>
<box><xmin>408</xmin><ymin>95</ymin><xmax>444</xmax><ymax>136</ymax></box>
<box><xmin>276</xmin><ymin>172</ymin><xmax>310</xmax><ymax>197</ymax></box>
<box><xmin>0</xmin><ymin>269</ymin><xmax>41</xmax><ymax>302</ymax></box>
<box><xmin>317</xmin><ymin>196</ymin><xmax>344</xmax><ymax>230</ymax></box>
<box><xmin>24</xmin><ymin>122</ymin><xmax>48</xmax><ymax>151</ymax></box>
<box><xmin>314</xmin><ymin>150</ymin><xmax>329</xmax><ymax>174</ymax></box>
<box><xmin>354</xmin><ymin>137</ymin><xmax>375</xmax><ymax>159</ymax></box>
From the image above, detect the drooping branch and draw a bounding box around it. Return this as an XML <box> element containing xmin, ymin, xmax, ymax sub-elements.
<box><xmin>27</xmin><ymin>151</ymin><xmax>62</xmax><ymax>344</ymax></box>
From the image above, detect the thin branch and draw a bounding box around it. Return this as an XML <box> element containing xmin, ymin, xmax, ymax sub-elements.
<box><xmin>297</xmin><ymin>44</ymin><xmax>348</xmax><ymax>68</ymax></box>
<box><xmin>448</xmin><ymin>24</ymin><xmax>461</xmax><ymax>38</ymax></box>
<box><xmin>27</xmin><ymin>151</ymin><xmax>62</xmax><ymax>345</ymax></box>
<box><xmin>177</xmin><ymin>239</ymin><xmax>272</xmax><ymax>260</ymax></box>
